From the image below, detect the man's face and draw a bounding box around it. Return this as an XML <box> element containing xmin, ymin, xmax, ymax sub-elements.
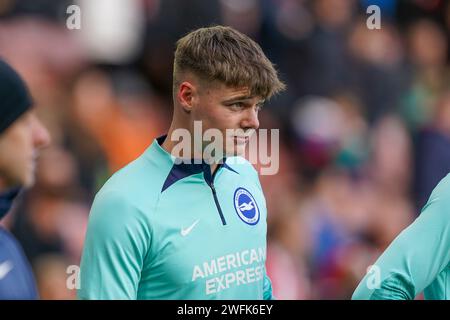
<box><xmin>183</xmin><ymin>81</ymin><xmax>263</xmax><ymax>158</ymax></box>
<box><xmin>0</xmin><ymin>111</ymin><xmax>50</xmax><ymax>189</ymax></box>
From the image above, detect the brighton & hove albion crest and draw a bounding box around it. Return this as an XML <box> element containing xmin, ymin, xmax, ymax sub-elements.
<box><xmin>233</xmin><ymin>187</ymin><xmax>260</xmax><ymax>225</ymax></box>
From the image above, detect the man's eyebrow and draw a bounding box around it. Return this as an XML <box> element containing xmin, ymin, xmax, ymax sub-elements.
<box><xmin>222</xmin><ymin>96</ymin><xmax>265</xmax><ymax>104</ymax></box>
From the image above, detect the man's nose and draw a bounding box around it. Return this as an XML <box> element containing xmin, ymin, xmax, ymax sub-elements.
<box><xmin>32</xmin><ymin>115</ymin><xmax>51</xmax><ymax>149</ymax></box>
<box><xmin>241</xmin><ymin>107</ymin><xmax>260</xmax><ymax>130</ymax></box>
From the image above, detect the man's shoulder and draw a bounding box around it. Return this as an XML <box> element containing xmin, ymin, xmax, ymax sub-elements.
<box><xmin>225</xmin><ymin>156</ymin><xmax>258</xmax><ymax>179</ymax></box>
<box><xmin>421</xmin><ymin>173</ymin><xmax>450</xmax><ymax>221</ymax></box>
<box><xmin>0</xmin><ymin>227</ymin><xmax>22</xmax><ymax>255</ymax></box>
<box><xmin>96</xmin><ymin>152</ymin><xmax>170</xmax><ymax>208</ymax></box>
<box><xmin>430</xmin><ymin>173</ymin><xmax>450</xmax><ymax>198</ymax></box>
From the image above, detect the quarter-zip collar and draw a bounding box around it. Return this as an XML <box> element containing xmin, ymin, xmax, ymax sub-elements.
<box><xmin>150</xmin><ymin>135</ymin><xmax>238</xmax><ymax>192</ymax></box>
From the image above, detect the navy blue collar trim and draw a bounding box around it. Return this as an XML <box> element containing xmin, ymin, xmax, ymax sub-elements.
<box><xmin>157</xmin><ymin>135</ymin><xmax>239</xmax><ymax>192</ymax></box>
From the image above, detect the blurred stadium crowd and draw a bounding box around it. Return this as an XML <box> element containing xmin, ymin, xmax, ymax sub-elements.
<box><xmin>1</xmin><ymin>0</ymin><xmax>450</xmax><ymax>299</ymax></box>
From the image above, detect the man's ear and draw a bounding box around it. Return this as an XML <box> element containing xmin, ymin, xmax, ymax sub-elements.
<box><xmin>177</xmin><ymin>81</ymin><xmax>197</xmax><ymax>113</ymax></box>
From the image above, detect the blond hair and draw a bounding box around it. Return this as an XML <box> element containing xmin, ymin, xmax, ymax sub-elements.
<box><xmin>173</xmin><ymin>25</ymin><xmax>285</xmax><ymax>99</ymax></box>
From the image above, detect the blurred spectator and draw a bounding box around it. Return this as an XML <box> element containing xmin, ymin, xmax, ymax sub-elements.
<box><xmin>347</xmin><ymin>19</ymin><xmax>408</xmax><ymax>123</ymax></box>
<box><xmin>72</xmin><ymin>67</ymin><xmax>168</xmax><ymax>174</ymax></box>
<box><xmin>33</xmin><ymin>254</ymin><xmax>76</xmax><ymax>300</ymax></box>
<box><xmin>77</xmin><ymin>0</ymin><xmax>145</xmax><ymax>64</ymax></box>
<box><xmin>401</xmin><ymin>19</ymin><xmax>449</xmax><ymax>130</ymax></box>
<box><xmin>414</xmin><ymin>91</ymin><xmax>450</xmax><ymax>210</ymax></box>
<box><xmin>369</xmin><ymin>115</ymin><xmax>413</xmax><ymax>197</ymax></box>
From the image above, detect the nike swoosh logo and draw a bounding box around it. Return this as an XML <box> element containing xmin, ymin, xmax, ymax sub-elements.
<box><xmin>0</xmin><ymin>261</ymin><xmax>13</xmax><ymax>280</ymax></box>
<box><xmin>181</xmin><ymin>220</ymin><xmax>199</xmax><ymax>237</ymax></box>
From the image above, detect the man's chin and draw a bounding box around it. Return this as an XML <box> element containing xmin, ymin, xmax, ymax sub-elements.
<box><xmin>0</xmin><ymin>167</ymin><xmax>36</xmax><ymax>192</ymax></box>
<box><xmin>224</xmin><ymin>146</ymin><xmax>247</xmax><ymax>158</ymax></box>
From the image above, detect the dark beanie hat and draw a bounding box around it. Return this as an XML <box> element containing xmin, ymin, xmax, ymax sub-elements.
<box><xmin>0</xmin><ymin>59</ymin><xmax>33</xmax><ymax>135</ymax></box>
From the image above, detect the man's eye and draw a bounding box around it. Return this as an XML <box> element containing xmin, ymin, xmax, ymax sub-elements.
<box><xmin>229</xmin><ymin>102</ymin><xmax>244</xmax><ymax>109</ymax></box>
<box><xmin>256</xmin><ymin>104</ymin><xmax>264</xmax><ymax>112</ymax></box>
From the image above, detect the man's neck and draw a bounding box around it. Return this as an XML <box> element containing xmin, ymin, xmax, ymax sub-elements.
<box><xmin>162</xmin><ymin>126</ymin><xmax>219</xmax><ymax>174</ymax></box>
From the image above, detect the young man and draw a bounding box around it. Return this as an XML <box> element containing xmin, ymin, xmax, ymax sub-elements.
<box><xmin>79</xmin><ymin>25</ymin><xmax>285</xmax><ymax>299</ymax></box>
<box><xmin>352</xmin><ymin>174</ymin><xmax>449</xmax><ymax>300</ymax></box>
<box><xmin>0</xmin><ymin>59</ymin><xmax>50</xmax><ymax>299</ymax></box>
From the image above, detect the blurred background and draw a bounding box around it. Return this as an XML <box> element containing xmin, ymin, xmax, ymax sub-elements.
<box><xmin>0</xmin><ymin>0</ymin><xmax>449</xmax><ymax>299</ymax></box>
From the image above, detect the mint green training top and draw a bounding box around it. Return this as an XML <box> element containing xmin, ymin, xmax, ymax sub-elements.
<box><xmin>352</xmin><ymin>173</ymin><xmax>450</xmax><ymax>300</ymax></box>
<box><xmin>78</xmin><ymin>136</ymin><xmax>273</xmax><ymax>300</ymax></box>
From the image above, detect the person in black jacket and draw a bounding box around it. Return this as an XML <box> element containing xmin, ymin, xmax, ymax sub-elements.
<box><xmin>0</xmin><ymin>58</ymin><xmax>50</xmax><ymax>299</ymax></box>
